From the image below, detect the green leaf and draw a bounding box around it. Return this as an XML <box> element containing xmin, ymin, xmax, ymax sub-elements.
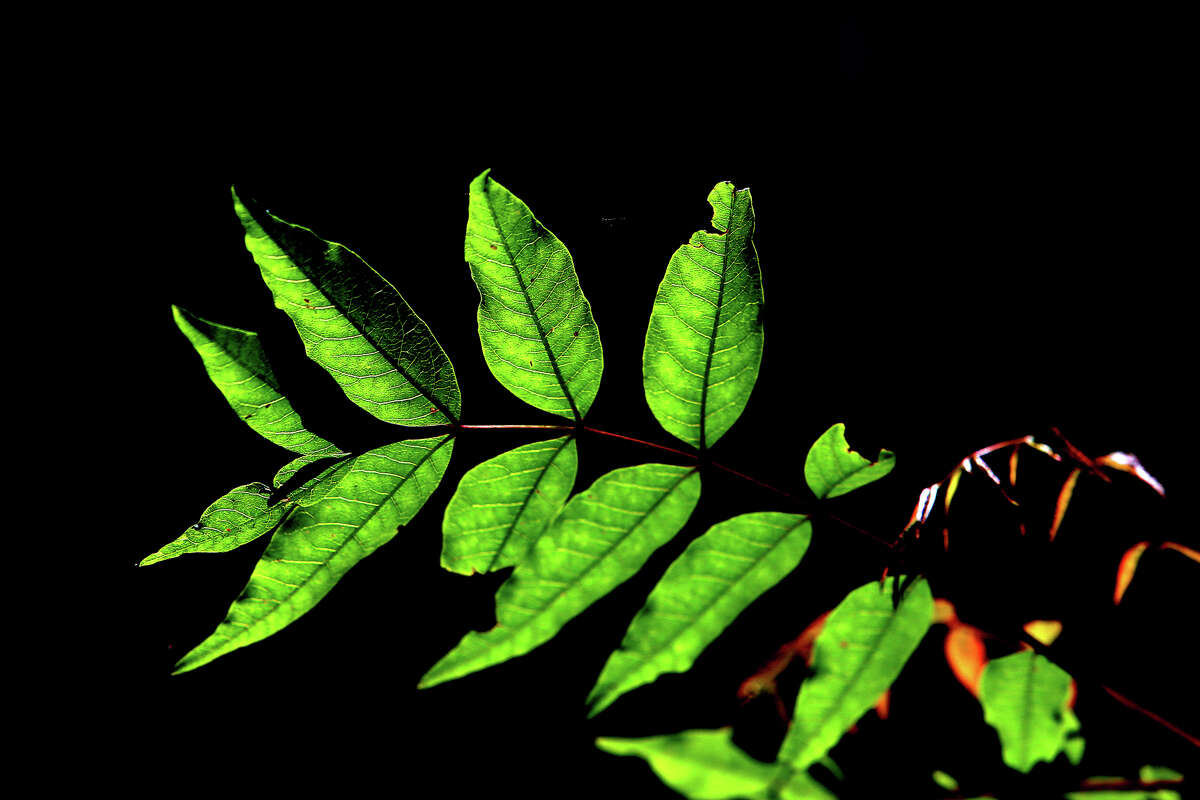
<box><xmin>978</xmin><ymin>649</ymin><xmax>1080</xmax><ymax>772</ymax></box>
<box><xmin>778</xmin><ymin>576</ymin><xmax>933</xmax><ymax>770</ymax></box>
<box><xmin>139</xmin><ymin>483</ymin><xmax>289</xmax><ymax>566</ymax></box>
<box><xmin>274</xmin><ymin>455</ymin><xmax>357</xmax><ymax>507</ymax></box>
<box><xmin>172</xmin><ymin>305</ymin><xmax>344</xmax><ymax>458</ymax></box>
<box><xmin>174</xmin><ymin>435</ymin><xmax>454</xmax><ymax>673</ymax></box>
<box><xmin>596</xmin><ymin>728</ymin><xmax>835</xmax><ymax>800</ymax></box>
<box><xmin>804</xmin><ymin>423</ymin><xmax>896</xmax><ymax>499</ymax></box>
<box><xmin>233</xmin><ymin>188</ymin><xmax>461</xmax><ymax>426</ymax></box>
<box><xmin>588</xmin><ymin>512</ymin><xmax>812</xmax><ymax>716</ymax></box>
<box><xmin>440</xmin><ymin>436</ymin><xmax>578</xmax><ymax>575</ymax></box>
<box><xmin>419</xmin><ymin>463</ymin><xmax>701</xmax><ymax>689</ymax></box>
<box><xmin>464</xmin><ymin>171</ymin><xmax>603</xmax><ymax>421</ymax></box>
<box><xmin>643</xmin><ymin>182</ymin><xmax>764</xmax><ymax>451</ymax></box>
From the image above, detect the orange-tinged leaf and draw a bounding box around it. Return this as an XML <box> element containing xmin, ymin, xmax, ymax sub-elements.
<box><xmin>1023</xmin><ymin>620</ymin><xmax>1063</xmax><ymax>647</ymax></box>
<box><xmin>1024</xmin><ymin>437</ymin><xmax>1062</xmax><ymax>461</ymax></box>
<box><xmin>944</xmin><ymin>466</ymin><xmax>962</xmax><ymax>512</ymax></box>
<box><xmin>1114</xmin><ymin>541</ymin><xmax>1150</xmax><ymax>604</ymax></box>
<box><xmin>736</xmin><ymin>611</ymin><xmax>830</xmax><ymax>703</ymax></box>
<box><xmin>933</xmin><ymin>598</ymin><xmax>958</xmax><ymax>625</ymax></box>
<box><xmin>1049</xmin><ymin>467</ymin><xmax>1082</xmax><ymax>541</ymax></box>
<box><xmin>1161</xmin><ymin>541</ymin><xmax>1200</xmax><ymax>563</ymax></box>
<box><xmin>874</xmin><ymin>689</ymin><xmax>890</xmax><ymax>720</ymax></box>
<box><xmin>1009</xmin><ymin>445</ymin><xmax>1019</xmax><ymax>485</ymax></box>
<box><xmin>1097</xmin><ymin>451</ymin><xmax>1164</xmax><ymax>496</ymax></box>
<box><xmin>944</xmin><ymin>624</ymin><xmax>987</xmax><ymax>697</ymax></box>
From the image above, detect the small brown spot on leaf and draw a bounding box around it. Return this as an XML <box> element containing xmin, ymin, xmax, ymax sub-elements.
<box><xmin>840</xmin><ymin>640</ymin><xmax>848</xmax><ymax>649</ymax></box>
<box><xmin>489</xmin><ymin>244</ymin><xmax>497</xmax><ymax>250</ymax></box>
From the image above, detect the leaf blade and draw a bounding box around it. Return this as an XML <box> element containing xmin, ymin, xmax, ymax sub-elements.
<box><xmin>978</xmin><ymin>650</ymin><xmax>1079</xmax><ymax>772</ymax></box>
<box><xmin>440</xmin><ymin>436</ymin><xmax>578</xmax><ymax>575</ymax></box>
<box><xmin>172</xmin><ymin>305</ymin><xmax>343</xmax><ymax>458</ymax></box>
<box><xmin>596</xmin><ymin>728</ymin><xmax>835</xmax><ymax>800</ymax></box>
<box><xmin>234</xmin><ymin>188</ymin><xmax>461</xmax><ymax>426</ymax></box>
<box><xmin>418</xmin><ymin>463</ymin><xmax>701</xmax><ymax>688</ymax></box>
<box><xmin>465</xmin><ymin>171</ymin><xmax>603</xmax><ymax>420</ymax></box>
<box><xmin>778</xmin><ymin>576</ymin><xmax>933</xmax><ymax>770</ymax></box>
<box><xmin>804</xmin><ymin>423</ymin><xmax>896</xmax><ymax>499</ymax></box>
<box><xmin>139</xmin><ymin>483</ymin><xmax>288</xmax><ymax>566</ymax></box>
<box><xmin>588</xmin><ymin>512</ymin><xmax>812</xmax><ymax>716</ymax></box>
<box><xmin>643</xmin><ymin>182</ymin><xmax>764</xmax><ymax>450</ymax></box>
<box><xmin>173</xmin><ymin>434</ymin><xmax>454</xmax><ymax>673</ymax></box>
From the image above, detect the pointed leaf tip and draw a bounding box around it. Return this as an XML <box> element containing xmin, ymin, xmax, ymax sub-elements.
<box><xmin>1114</xmin><ymin>541</ymin><xmax>1151</xmax><ymax>604</ymax></box>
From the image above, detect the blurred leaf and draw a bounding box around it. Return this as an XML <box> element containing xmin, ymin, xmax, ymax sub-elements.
<box><xmin>944</xmin><ymin>624</ymin><xmax>988</xmax><ymax>698</ymax></box>
<box><xmin>1023</xmin><ymin>620</ymin><xmax>1063</xmax><ymax>647</ymax></box>
<box><xmin>978</xmin><ymin>650</ymin><xmax>1081</xmax><ymax>772</ymax></box>
<box><xmin>596</xmin><ymin>728</ymin><xmax>835</xmax><ymax>800</ymax></box>
<box><xmin>1049</xmin><ymin>468</ymin><xmax>1082</xmax><ymax>541</ymax></box>
<box><xmin>1098</xmin><ymin>452</ymin><xmax>1165</xmax><ymax>496</ymax></box>
<box><xmin>777</xmin><ymin>577</ymin><xmax>933</xmax><ymax>770</ymax></box>
<box><xmin>1114</xmin><ymin>542</ymin><xmax>1151</xmax><ymax>604</ymax></box>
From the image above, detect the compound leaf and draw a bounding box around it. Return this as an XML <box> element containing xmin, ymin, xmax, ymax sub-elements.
<box><xmin>778</xmin><ymin>576</ymin><xmax>933</xmax><ymax>770</ymax></box>
<box><xmin>465</xmin><ymin>171</ymin><xmax>603</xmax><ymax>421</ymax></box>
<box><xmin>643</xmin><ymin>182</ymin><xmax>764</xmax><ymax>451</ymax></box>
<box><xmin>174</xmin><ymin>435</ymin><xmax>454</xmax><ymax>673</ymax></box>
<box><xmin>419</xmin><ymin>463</ymin><xmax>701</xmax><ymax>689</ymax></box>
<box><xmin>441</xmin><ymin>436</ymin><xmax>578</xmax><ymax>575</ymax></box>
<box><xmin>139</xmin><ymin>483</ymin><xmax>288</xmax><ymax>566</ymax></box>
<box><xmin>588</xmin><ymin>512</ymin><xmax>812</xmax><ymax>716</ymax></box>
<box><xmin>978</xmin><ymin>649</ymin><xmax>1081</xmax><ymax>772</ymax></box>
<box><xmin>804</xmin><ymin>423</ymin><xmax>896</xmax><ymax>499</ymax></box>
<box><xmin>172</xmin><ymin>305</ymin><xmax>344</xmax><ymax>458</ymax></box>
<box><xmin>596</xmin><ymin>728</ymin><xmax>835</xmax><ymax>800</ymax></box>
<box><xmin>234</xmin><ymin>188</ymin><xmax>461</xmax><ymax>426</ymax></box>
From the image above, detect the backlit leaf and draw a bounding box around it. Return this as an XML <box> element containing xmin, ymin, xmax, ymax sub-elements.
<box><xmin>1114</xmin><ymin>542</ymin><xmax>1151</xmax><ymax>604</ymax></box>
<box><xmin>1049</xmin><ymin>468</ymin><xmax>1082</xmax><ymax>541</ymax></box>
<box><xmin>275</xmin><ymin>456</ymin><xmax>357</xmax><ymax>507</ymax></box>
<box><xmin>174</xmin><ymin>435</ymin><xmax>454</xmax><ymax>673</ymax></box>
<box><xmin>1023</xmin><ymin>620</ymin><xmax>1063</xmax><ymax>647</ymax></box>
<box><xmin>440</xmin><ymin>436</ymin><xmax>578</xmax><ymax>575</ymax></box>
<box><xmin>588</xmin><ymin>512</ymin><xmax>812</xmax><ymax>716</ymax></box>
<box><xmin>978</xmin><ymin>649</ymin><xmax>1080</xmax><ymax>772</ymax></box>
<box><xmin>596</xmin><ymin>728</ymin><xmax>835</xmax><ymax>800</ymax></box>
<box><xmin>139</xmin><ymin>483</ymin><xmax>288</xmax><ymax>566</ymax></box>
<box><xmin>234</xmin><ymin>188</ymin><xmax>461</xmax><ymax>426</ymax></box>
<box><xmin>1098</xmin><ymin>452</ymin><xmax>1165</xmax><ymax>496</ymax></box>
<box><xmin>464</xmin><ymin>171</ymin><xmax>603</xmax><ymax>421</ymax></box>
<box><xmin>172</xmin><ymin>305</ymin><xmax>343</xmax><ymax>459</ymax></box>
<box><xmin>419</xmin><ymin>464</ymin><xmax>701</xmax><ymax>689</ymax></box>
<box><xmin>643</xmin><ymin>182</ymin><xmax>764</xmax><ymax>451</ymax></box>
<box><xmin>804</xmin><ymin>423</ymin><xmax>896</xmax><ymax>500</ymax></box>
<box><xmin>777</xmin><ymin>576</ymin><xmax>933</xmax><ymax>770</ymax></box>
<box><xmin>944</xmin><ymin>623</ymin><xmax>988</xmax><ymax>697</ymax></box>
<box><xmin>1161</xmin><ymin>541</ymin><xmax>1200</xmax><ymax>563</ymax></box>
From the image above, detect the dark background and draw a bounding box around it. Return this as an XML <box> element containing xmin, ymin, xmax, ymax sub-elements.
<box><xmin>81</xmin><ymin>12</ymin><xmax>1193</xmax><ymax>800</ymax></box>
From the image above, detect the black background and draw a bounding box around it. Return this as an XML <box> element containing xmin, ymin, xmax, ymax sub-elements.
<box><xmin>81</xmin><ymin>12</ymin><xmax>1194</xmax><ymax>800</ymax></box>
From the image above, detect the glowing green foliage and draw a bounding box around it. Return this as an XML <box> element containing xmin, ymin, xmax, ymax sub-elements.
<box><xmin>174</xmin><ymin>435</ymin><xmax>453</xmax><ymax>673</ymax></box>
<box><xmin>596</xmin><ymin>728</ymin><xmax>835</xmax><ymax>800</ymax></box>
<box><xmin>643</xmin><ymin>182</ymin><xmax>764</xmax><ymax>450</ymax></box>
<box><xmin>588</xmin><ymin>512</ymin><xmax>811</xmax><ymax>716</ymax></box>
<box><xmin>234</xmin><ymin>188</ymin><xmax>461</xmax><ymax>426</ymax></box>
<box><xmin>804</xmin><ymin>422</ymin><xmax>895</xmax><ymax>499</ymax></box>
<box><xmin>172</xmin><ymin>305</ymin><xmax>344</xmax><ymax>459</ymax></box>
<box><xmin>464</xmin><ymin>171</ymin><xmax>603</xmax><ymax>420</ymax></box>
<box><xmin>778</xmin><ymin>577</ymin><xmax>933</xmax><ymax>770</ymax></box>
<box><xmin>419</xmin><ymin>464</ymin><xmax>701</xmax><ymax>689</ymax></box>
<box><xmin>978</xmin><ymin>650</ymin><xmax>1083</xmax><ymax>772</ymax></box>
<box><xmin>139</xmin><ymin>483</ymin><xmax>288</xmax><ymax>566</ymax></box>
<box><xmin>441</xmin><ymin>436</ymin><xmax>578</xmax><ymax>574</ymax></box>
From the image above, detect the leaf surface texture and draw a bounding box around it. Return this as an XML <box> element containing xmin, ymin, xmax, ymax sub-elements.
<box><xmin>643</xmin><ymin>182</ymin><xmax>763</xmax><ymax>450</ymax></box>
<box><xmin>804</xmin><ymin>423</ymin><xmax>895</xmax><ymax>499</ymax></box>
<box><xmin>596</xmin><ymin>728</ymin><xmax>835</xmax><ymax>800</ymax></box>
<box><xmin>978</xmin><ymin>650</ymin><xmax>1082</xmax><ymax>772</ymax></box>
<box><xmin>172</xmin><ymin>305</ymin><xmax>343</xmax><ymax>458</ymax></box>
<box><xmin>140</xmin><ymin>483</ymin><xmax>288</xmax><ymax>566</ymax></box>
<box><xmin>174</xmin><ymin>435</ymin><xmax>454</xmax><ymax>673</ymax></box>
<box><xmin>419</xmin><ymin>463</ymin><xmax>701</xmax><ymax>688</ymax></box>
<box><xmin>778</xmin><ymin>577</ymin><xmax>932</xmax><ymax>770</ymax></box>
<box><xmin>441</xmin><ymin>436</ymin><xmax>578</xmax><ymax>574</ymax></box>
<box><xmin>234</xmin><ymin>189</ymin><xmax>461</xmax><ymax>425</ymax></box>
<box><xmin>588</xmin><ymin>512</ymin><xmax>812</xmax><ymax>716</ymax></box>
<box><xmin>464</xmin><ymin>171</ymin><xmax>603</xmax><ymax>420</ymax></box>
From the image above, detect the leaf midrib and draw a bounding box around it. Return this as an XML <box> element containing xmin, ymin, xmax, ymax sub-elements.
<box><xmin>482</xmin><ymin>182</ymin><xmax>581</xmax><ymax>423</ymax></box>
<box><xmin>698</xmin><ymin>194</ymin><xmax>738</xmax><ymax>453</ymax></box>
